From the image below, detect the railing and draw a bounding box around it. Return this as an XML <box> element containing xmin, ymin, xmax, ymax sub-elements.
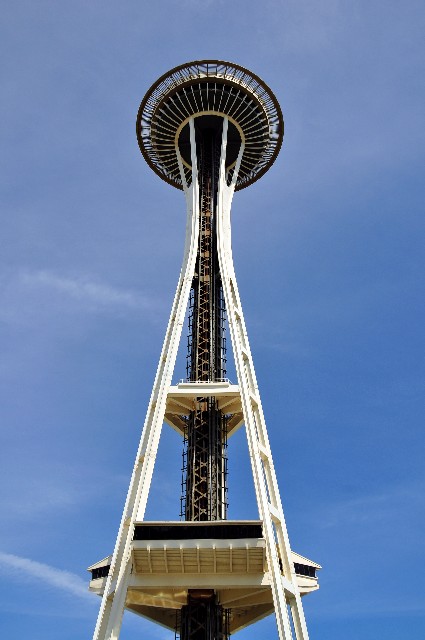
<box><xmin>177</xmin><ymin>377</ymin><xmax>233</xmax><ymax>385</ymax></box>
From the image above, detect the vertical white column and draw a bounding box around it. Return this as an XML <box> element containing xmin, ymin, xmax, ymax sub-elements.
<box><xmin>216</xmin><ymin>117</ymin><xmax>309</xmax><ymax>640</ymax></box>
<box><xmin>93</xmin><ymin>118</ymin><xmax>200</xmax><ymax>640</ymax></box>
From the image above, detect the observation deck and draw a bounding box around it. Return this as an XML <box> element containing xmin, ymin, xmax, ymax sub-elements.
<box><xmin>137</xmin><ymin>60</ymin><xmax>283</xmax><ymax>190</ymax></box>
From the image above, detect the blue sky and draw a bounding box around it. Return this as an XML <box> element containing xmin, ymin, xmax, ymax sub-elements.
<box><xmin>1</xmin><ymin>1</ymin><xmax>424</xmax><ymax>638</ymax></box>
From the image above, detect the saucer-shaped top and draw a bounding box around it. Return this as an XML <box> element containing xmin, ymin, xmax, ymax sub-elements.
<box><xmin>137</xmin><ymin>60</ymin><xmax>283</xmax><ymax>190</ymax></box>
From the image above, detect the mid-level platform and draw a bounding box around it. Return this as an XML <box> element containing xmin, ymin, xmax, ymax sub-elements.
<box><xmin>165</xmin><ymin>381</ymin><xmax>244</xmax><ymax>437</ymax></box>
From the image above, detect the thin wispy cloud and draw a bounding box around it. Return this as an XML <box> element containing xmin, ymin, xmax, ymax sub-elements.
<box><xmin>0</xmin><ymin>268</ymin><xmax>164</xmax><ymax>329</ymax></box>
<box><xmin>0</xmin><ymin>552</ymin><xmax>93</xmax><ymax>602</ymax></box>
<box><xmin>21</xmin><ymin>270</ymin><xmax>154</xmax><ymax>312</ymax></box>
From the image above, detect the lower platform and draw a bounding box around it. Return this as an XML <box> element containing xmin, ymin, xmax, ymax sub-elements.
<box><xmin>88</xmin><ymin>520</ymin><xmax>321</xmax><ymax>634</ymax></box>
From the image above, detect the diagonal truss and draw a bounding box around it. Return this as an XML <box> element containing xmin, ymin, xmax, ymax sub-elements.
<box><xmin>92</xmin><ymin>116</ymin><xmax>309</xmax><ymax>640</ymax></box>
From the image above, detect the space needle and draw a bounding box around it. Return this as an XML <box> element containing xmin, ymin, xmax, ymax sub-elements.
<box><xmin>89</xmin><ymin>60</ymin><xmax>320</xmax><ymax>640</ymax></box>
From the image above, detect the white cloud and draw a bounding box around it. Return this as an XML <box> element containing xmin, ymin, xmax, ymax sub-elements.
<box><xmin>0</xmin><ymin>268</ymin><xmax>164</xmax><ymax>331</ymax></box>
<box><xmin>0</xmin><ymin>552</ymin><xmax>93</xmax><ymax>601</ymax></box>
<box><xmin>20</xmin><ymin>270</ymin><xmax>153</xmax><ymax>312</ymax></box>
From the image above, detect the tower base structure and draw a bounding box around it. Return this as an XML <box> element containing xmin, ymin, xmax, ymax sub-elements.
<box><xmin>89</xmin><ymin>61</ymin><xmax>321</xmax><ymax>640</ymax></box>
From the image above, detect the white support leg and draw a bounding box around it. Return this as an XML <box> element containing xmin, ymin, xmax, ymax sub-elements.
<box><xmin>93</xmin><ymin>118</ymin><xmax>200</xmax><ymax>640</ymax></box>
<box><xmin>216</xmin><ymin>117</ymin><xmax>309</xmax><ymax>640</ymax></box>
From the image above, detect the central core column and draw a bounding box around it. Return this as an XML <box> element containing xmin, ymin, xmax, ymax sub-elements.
<box><xmin>180</xmin><ymin>118</ymin><xmax>229</xmax><ymax>639</ymax></box>
<box><xmin>183</xmin><ymin>120</ymin><xmax>228</xmax><ymax>522</ymax></box>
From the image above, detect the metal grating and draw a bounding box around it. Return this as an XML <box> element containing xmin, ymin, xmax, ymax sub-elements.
<box><xmin>178</xmin><ymin>590</ymin><xmax>230</xmax><ymax>640</ymax></box>
<box><xmin>181</xmin><ymin>124</ymin><xmax>228</xmax><ymax>522</ymax></box>
<box><xmin>137</xmin><ymin>60</ymin><xmax>283</xmax><ymax>191</ymax></box>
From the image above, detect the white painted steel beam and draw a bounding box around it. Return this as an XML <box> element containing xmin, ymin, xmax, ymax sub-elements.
<box><xmin>92</xmin><ymin>119</ymin><xmax>201</xmax><ymax>640</ymax></box>
<box><xmin>215</xmin><ymin>117</ymin><xmax>309</xmax><ymax>640</ymax></box>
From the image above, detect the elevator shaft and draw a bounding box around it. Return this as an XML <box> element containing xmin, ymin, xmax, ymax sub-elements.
<box><xmin>180</xmin><ymin>122</ymin><xmax>229</xmax><ymax>639</ymax></box>
<box><xmin>179</xmin><ymin>591</ymin><xmax>229</xmax><ymax>640</ymax></box>
<box><xmin>183</xmin><ymin>124</ymin><xmax>228</xmax><ymax>523</ymax></box>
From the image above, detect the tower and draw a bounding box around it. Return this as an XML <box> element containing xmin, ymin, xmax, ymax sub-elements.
<box><xmin>89</xmin><ymin>60</ymin><xmax>320</xmax><ymax>640</ymax></box>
